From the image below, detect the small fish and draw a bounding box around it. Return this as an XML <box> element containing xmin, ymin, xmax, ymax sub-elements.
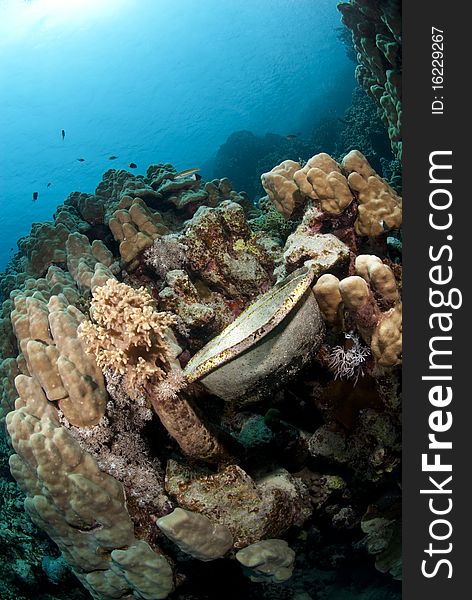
<box><xmin>128</xmin><ymin>162</ymin><xmax>137</xmax><ymax>169</ymax></box>
<box><xmin>182</xmin><ymin>172</ymin><xmax>202</xmax><ymax>182</ymax></box>
<box><xmin>109</xmin><ymin>155</ymin><xmax>118</xmax><ymax>160</ymax></box>
<box><xmin>173</xmin><ymin>167</ymin><xmax>200</xmax><ymax>179</ymax></box>
<box><xmin>77</xmin><ymin>158</ymin><xmax>85</xmax><ymax>162</ymax></box>
<box><xmin>61</xmin><ymin>129</ymin><xmax>65</xmax><ymax>140</ymax></box>
<box><xmin>32</xmin><ymin>192</ymin><xmax>38</xmax><ymax>201</ymax></box>
<box><xmin>286</xmin><ymin>134</ymin><xmax>298</xmax><ymax>140</ymax></box>
<box><xmin>47</xmin><ymin>182</ymin><xmax>51</xmax><ymax>187</ymax></box>
<box><xmin>379</xmin><ymin>219</ymin><xmax>390</xmax><ymax>232</ymax></box>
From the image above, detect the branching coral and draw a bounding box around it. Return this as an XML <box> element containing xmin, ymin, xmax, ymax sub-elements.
<box><xmin>79</xmin><ymin>279</ymin><xmax>231</xmax><ymax>463</ymax></box>
<box><xmin>78</xmin><ymin>279</ymin><xmax>176</xmax><ymax>397</ymax></box>
<box><xmin>0</xmin><ymin>147</ymin><xmax>402</xmax><ymax>597</ymax></box>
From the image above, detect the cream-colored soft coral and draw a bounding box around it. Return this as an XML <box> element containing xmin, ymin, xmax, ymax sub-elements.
<box><xmin>78</xmin><ymin>279</ymin><xmax>176</xmax><ymax>397</ymax></box>
<box><xmin>79</xmin><ymin>279</ymin><xmax>230</xmax><ymax>463</ymax></box>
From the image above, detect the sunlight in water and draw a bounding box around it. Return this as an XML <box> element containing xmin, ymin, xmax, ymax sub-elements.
<box><xmin>0</xmin><ymin>0</ymin><xmax>127</xmax><ymax>39</ymax></box>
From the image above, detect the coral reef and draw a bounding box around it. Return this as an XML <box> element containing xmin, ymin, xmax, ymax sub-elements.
<box><xmin>6</xmin><ymin>402</ymin><xmax>174</xmax><ymax>599</ymax></box>
<box><xmin>314</xmin><ymin>254</ymin><xmax>402</xmax><ymax>367</ymax></box>
<box><xmin>261</xmin><ymin>160</ymin><xmax>305</xmax><ymax>219</ymax></box>
<box><xmin>338</xmin><ymin>0</ymin><xmax>402</xmax><ymax>159</ymax></box>
<box><xmin>78</xmin><ymin>279</ymin><xmax>176</xmax><ymax>396</ymax></box>
<box><xmin>236</xmin><ymin>539</ymin><xmax>296</xmax><ymax>583</ymax></box>
<box><xmin>157</xmin><ymin>508</ymin><xmax>233</xmax><ymax>561</ymax></box>
<box><xmin>165</xmin><ymin>461</ymin><xmax>311</xmax><ymax>548</ymax></box>
<box><xmin>181</xmin><ymin>200</ymin><xmax>276</xmax><ymax>299</ymax></box>
<box><xmin>0</xmin><ymin>494</ymin><xmax>87</xmax><ymax>599</ymax></box>
<box><xmin>0</xmin><ymin>148</ymin><xmax>402</xmax><ymax>599</ymax></box>
<box><xmin>263</xmin><ymin>150</ymin><xmax>401</xmax><ymax>245</ymax></box>
<box><xmin>11</xmin><ymin>292</ymin><xmax>108</xmax><ymax>427</ymax></box>
<box><xmin>293</xmin><ymin>153</ymin><xmax>353</xmax><ymax>215</ymax></box>
<box><xmin>109</xmin><ymin>197</ymin><xmax>169</xmax><ymax>270</ymax></box>
<box><xmin>336</xmin><ymin>86</ymin><xmax>393</xmax><ymax>174</ymax></box>
<box><xmin>342</xmin><ymin>151</ymin><xmax>402</xmax><ymax>236</ymax></box>
<box><xmin>78</xmin><ymin>279</ymin><xmax>230</xmax><ymax>463</ymax></box>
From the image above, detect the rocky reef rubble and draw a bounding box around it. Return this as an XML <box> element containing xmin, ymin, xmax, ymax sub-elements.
<box><xmin>0</xmin><ymin>148</ymin><xmax>402</xmax><ymax>599</ymax></box>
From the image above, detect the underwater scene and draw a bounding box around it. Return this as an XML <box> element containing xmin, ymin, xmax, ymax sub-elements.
<box><xmin>0</xmin><ymin>0</ymin><xmax>402</xmax><ymax>599</ymax></box>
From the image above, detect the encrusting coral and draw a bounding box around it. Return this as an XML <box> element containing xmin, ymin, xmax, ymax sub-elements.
<box><xmin>181</xmin><ymin>200</ymin><xmax>276</xmax><ymax>300</ymax></box>
<box><xmin>0</xmin><ymin>142</ymin><xmax>402</xmax><ymax>599</ymax></box>
<box><xmin>235</xmin><ymin>539</ymin><xmax>296</xmax><ymax>583</ymax></box>
<box><xmin>156</xmin><ymin>507</ymin><xmax>234</xmax><ymax>561</ymax></box>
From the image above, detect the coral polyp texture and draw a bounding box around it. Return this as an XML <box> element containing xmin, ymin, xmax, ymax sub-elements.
<box><xmin>0</xmin><ymin>148</ymin><xmax>402</xmax><ymax>598</ymax></box>
<box><xmin>262</xmin><ymin>149</ymin><xmax>401</xmax><ymax>243</ymax></box>
<box><xmin>78</xmin><ymin>279</ymin><xmax>176</xmax><ymax>396</ymax></box>
<box><xmin>338</xmin><ymin>0</ymin><xmax>402</xmax><ymax>159</ymax></box>
<box><xmin>314</xmin><ymin>255</ymin><xmax>402</xmax><ymax>368</ymax></box>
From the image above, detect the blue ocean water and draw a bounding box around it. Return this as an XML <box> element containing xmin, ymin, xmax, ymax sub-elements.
<box><xmin>0</xmin><ymin>0</ymin><xmax>354</xmax><ymax>270</ymax></box>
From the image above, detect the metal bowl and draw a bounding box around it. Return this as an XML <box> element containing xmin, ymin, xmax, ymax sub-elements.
<box><xmin>184</xmin><ymin>267</ymin><xmax>324</xmax><ymax>403</ymax></box>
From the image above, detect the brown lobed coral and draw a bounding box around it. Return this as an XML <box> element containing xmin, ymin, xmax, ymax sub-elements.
<box><xmin>338</xmin><ymin>0</ymin><xmax>402</xmax><ymax>159</ymax></box>
<box><xmin>0</xmin><ymin>148</ymin><xmax>402</xmax><ymax>598</ymax></box>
